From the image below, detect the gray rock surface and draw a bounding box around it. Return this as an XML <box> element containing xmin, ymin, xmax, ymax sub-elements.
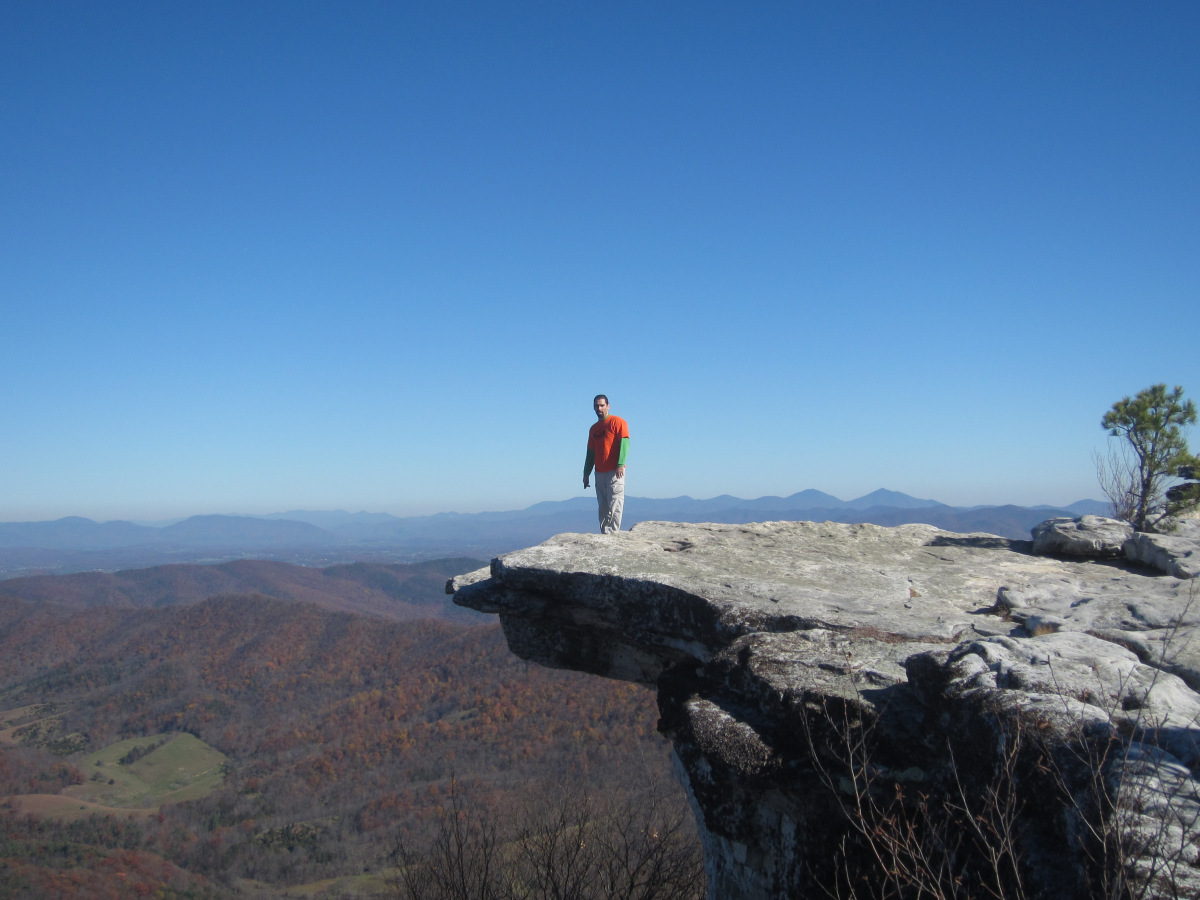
<box><xmin>1174</xmin><ymin>517</ymin><xmax>1200</xmax><ymax>542</ymax></box>
<box><xmin>450</xmin><ymin>520</ymin><xmax>1200</xmax><ymax>899</ymax></box>
<box><xmin>1031</xmin><ymin>514</ymin><xmax>1132</xmax><ymax>557</ymax></box>
<box><xmin>1126</xmin><ymin>531</ymin><xmax>1200</xmax><ymax>579</ymax></box>
<box><xmin>1029</xmin><ymin>514</ymin><xmax>1200</xmax><ymax>580</ymax></box>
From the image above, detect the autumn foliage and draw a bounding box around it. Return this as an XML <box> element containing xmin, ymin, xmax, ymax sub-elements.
<box><xmin>0</xmin><ymin>560</ymin><xmax>688</xmax><ymax>898</ymax></box>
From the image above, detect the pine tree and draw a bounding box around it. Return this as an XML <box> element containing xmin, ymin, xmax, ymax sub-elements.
<box><xmin>1099</xmin><ymin>384</ymin><xmax>1197</xmax><ymax>531</ymax></box>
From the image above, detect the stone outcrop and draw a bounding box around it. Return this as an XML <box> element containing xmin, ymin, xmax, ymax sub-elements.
<box><xmin>449</xmin><ymin>519</ymin><xmax>1200</xmax><ymax>899</ymax></box>
<box><xmin>1031</xmin><ymin>514</ymin><xmax>1133</xmax><ymax>557</ymax></box>
<box><xmin>1033</xmin><ymin>514</ymin><xmax>1200</xmax><ymax>578</ymax></box>
<box><xmin>1126</xmin><ymin>531</ymin><xmax>1200</xmax><ymax>579</ymax></box>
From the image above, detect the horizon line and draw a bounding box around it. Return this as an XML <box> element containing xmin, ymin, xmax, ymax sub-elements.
<box><xmin>3</xmin><ymin>490</ymin><xmax>1109</xmax><ymax>527</ymax></box>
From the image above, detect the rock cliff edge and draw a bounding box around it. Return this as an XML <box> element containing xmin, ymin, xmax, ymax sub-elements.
<box><xmin>449</xmin><ymin>519</ymin><xmax>1200</xmax><ymax>898</ymax></box>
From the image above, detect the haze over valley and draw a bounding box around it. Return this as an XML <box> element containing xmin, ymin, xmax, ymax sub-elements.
<box><xmin>0</xmin><ymin>556</ymin><xmax>696</xmax><ymax>897</ymax></box>
<box><xmin>0</xmin><ymin>489</ymin><xmax>1108</xmax><ymax>577</ymax></box>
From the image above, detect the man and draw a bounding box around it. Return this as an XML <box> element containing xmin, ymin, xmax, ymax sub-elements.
<box><xmin>583</xmin><ymin>394</ymin><xmax>629</xmax><ymax>534</ymax></box>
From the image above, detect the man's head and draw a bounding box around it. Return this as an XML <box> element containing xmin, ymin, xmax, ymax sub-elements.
<box><xmin>593</xmin><ymin>395</ymin><xmax>610</xmax><ymax>419</ymax></box>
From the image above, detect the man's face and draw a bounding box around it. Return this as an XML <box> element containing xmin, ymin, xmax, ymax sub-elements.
<box><xmin>594</xmin><ymin>397</ymin><xmax>609</xmax><ymax>419</ymax></box>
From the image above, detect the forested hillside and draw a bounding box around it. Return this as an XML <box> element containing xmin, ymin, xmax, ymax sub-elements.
<box><xmin>0</xmin><ymin>557</ymin><xmax>488</xmax><ymax>621</ymax></box>
<box><xmin>0</xmin><ymin>562</ymin><xmax>692</xmax><ymax>898</ymax></box>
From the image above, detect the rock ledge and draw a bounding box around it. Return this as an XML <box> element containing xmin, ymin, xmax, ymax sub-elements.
<box><xmin>450</xmin><ymin>520</ymin><xmax>1200</xmax><ymax>899</ymax></box>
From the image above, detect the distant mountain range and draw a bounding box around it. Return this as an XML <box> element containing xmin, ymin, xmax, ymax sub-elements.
<box><xmin>0</xmin><ymin>490</ymin><xmax>1110</xmax><ymax>577</ymax></box>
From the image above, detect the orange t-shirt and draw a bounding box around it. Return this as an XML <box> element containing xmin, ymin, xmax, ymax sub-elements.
<box><xmin>588</xmin><ymin>415</ymin><xmax>629</xmax><ymax>473</ymax></box>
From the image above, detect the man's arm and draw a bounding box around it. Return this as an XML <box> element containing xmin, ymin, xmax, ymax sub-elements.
<box><xmin>583</xmin><ymin>447</ymin><xmax>595</xmax><ymax>488</ymax></box>
<box><xmin>616</xmin><ymin>436</ymin><xmax>628</xmax><ymax>477</ymax></box>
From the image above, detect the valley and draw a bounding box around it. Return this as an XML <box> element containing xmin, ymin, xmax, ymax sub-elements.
<box><xmin>0</xmin><ymin>558</ymin><xmax>691</xmax><ymax>898</ymax></box>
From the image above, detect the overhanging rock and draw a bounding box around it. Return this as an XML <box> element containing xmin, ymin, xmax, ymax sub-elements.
<box><xmin>449</xmin><ymin>520</ymin><xmax>1200</xmax><ymax>899</ymax></box>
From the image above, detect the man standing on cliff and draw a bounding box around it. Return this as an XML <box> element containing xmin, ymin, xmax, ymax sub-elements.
<box><xmin>583</xmin><ymin>394</ymin><xmax>629</xmax><ymax>534</ymax></box>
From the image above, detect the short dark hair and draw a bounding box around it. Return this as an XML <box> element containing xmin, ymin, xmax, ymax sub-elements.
<box><xmin>594</xmin><ymin>394</ymin><xmax>609</xmax><ymax>405</ymax></box>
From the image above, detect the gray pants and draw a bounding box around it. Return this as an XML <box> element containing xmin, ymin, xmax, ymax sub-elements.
<box><xmin>595</xmin><ymin>469</ymin><xmax>625</xmax><ymax>534</ymax></box>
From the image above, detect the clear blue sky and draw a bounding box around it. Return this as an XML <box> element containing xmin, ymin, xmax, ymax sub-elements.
<box><xmin>3</xmin><ymin>2</ymin><xmax>1197</xmax><ymax>522</ymax></box>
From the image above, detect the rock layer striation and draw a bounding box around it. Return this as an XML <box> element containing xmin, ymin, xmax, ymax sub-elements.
<box><xmin>450</xmin><ymin>519</ymin><xmax>1200</xmax><ymax>898</ymax></box>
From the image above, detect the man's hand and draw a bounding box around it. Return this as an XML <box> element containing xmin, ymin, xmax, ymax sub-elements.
<box><xmin>616</xmin><ymin>466</ymin><xmax>625</xmax><ymax>478</ymax></box>
<box><xmin>583</xmin><ymin>476</ymin><xmax>590</xmax><ymax>489</ymax></box>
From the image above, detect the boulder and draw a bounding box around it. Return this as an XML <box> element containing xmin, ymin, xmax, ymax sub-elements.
<box><xmin>1030</xmin><ymin>514</ymin><xmax>1132</xmax><ymax>557</ymax></box>
<box><xmin>1126</xmin><ymin>531</ymin><xmax>1200</xmax><ymax>579</ymax></box>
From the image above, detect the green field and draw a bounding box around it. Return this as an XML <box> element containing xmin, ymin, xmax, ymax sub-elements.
<box><xmin>66</xmin><ymin>732</ymin><xmax>227</xmax><ymax>808</ymax></box>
